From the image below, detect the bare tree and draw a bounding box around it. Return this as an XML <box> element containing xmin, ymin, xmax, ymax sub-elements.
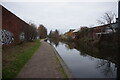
<box><xmin>49</xmin><ymin>29</ymin><xmax>59</xmax><ymax>38</ymax></box>
<box><xmin>97</xmin><ymin>11</ymin><xmax>117</xmax><ymax>32</ymax></box>
<box><xmin>49</xmin><ymin>30</ymin><xmax>52</xmax><ymax>38</ymax></box>
<box><xmin>97</xmin><ymin>11</ymin><xmax>116</xmax><ymax>25</ymax></box>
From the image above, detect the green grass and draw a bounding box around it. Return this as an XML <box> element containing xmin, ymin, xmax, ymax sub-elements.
<box><xmin>2</xmin><ymin>40</ymin><xmax>40</xmax><ymax>79</ymax></box>
<box><xmin>54</xmin><ymin>54</ymin><xmax>68</xmax><ymax>78</ymax></box>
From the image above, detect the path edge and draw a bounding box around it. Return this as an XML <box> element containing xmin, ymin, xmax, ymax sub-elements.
<box><xmin>48</xmin><ymin>42</ymin><xmax>74</xmax><ymax>78</ymax></box>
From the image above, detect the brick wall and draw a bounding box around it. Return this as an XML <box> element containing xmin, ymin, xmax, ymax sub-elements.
<box><xmin>1</xmin><ymin>5</ymin><xmax>30</xmax><ymax>45</ymax></box>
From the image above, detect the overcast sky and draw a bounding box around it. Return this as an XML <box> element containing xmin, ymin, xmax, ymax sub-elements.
<box><xmin>1</xmin><ymin>0</ymin><xmax>118</xmax><ymax>33</ymax></box>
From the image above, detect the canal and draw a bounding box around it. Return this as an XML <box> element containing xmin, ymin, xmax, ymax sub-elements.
<box><xmin>48</xmin><ymin>40</ymin><xmax>117</xmax><ymax>78</ymax></box>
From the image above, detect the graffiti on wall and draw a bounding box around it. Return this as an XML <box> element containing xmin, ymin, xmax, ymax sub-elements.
<box><xmin>19</xmin><ymin>32</ymin><xmax>25</xmax><ymax>41</ymax></box>
<box><xmin>0</xmin><ymin>29</ymin><xmax>14</xmax><ymax>45</ymax></box>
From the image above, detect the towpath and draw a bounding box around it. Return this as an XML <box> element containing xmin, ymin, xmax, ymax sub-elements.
<box><xmin>17</xmin><ymin>40</ymin><xmax>64</xmax><ymax>78</ymax></box>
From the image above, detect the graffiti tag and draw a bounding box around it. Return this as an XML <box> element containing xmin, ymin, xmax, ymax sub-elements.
<box><xmin>0</xmin><ymin>29</ymin><xmax>14</xmax><ymax>45</ymax></box>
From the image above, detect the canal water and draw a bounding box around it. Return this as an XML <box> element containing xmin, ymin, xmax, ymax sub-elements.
<box><xmin>48</xmin><ymin>40</ymin><xmax>117</xmax><ymax>78</ymax></box>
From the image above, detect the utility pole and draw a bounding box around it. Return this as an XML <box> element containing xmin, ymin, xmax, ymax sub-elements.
<box><xmin>117</xmin><ymin>1</ymin><xmax>120</xmax><ymax>80</ymax></box>
<box><xmin>118</xmin><ymin>1</ymin><xmax>120</xmax><ymax>29</ymax></box>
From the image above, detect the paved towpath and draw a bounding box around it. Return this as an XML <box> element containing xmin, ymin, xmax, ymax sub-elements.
<box><xmin>17</xmin><ymin>40</ymin><xmax>64</xmax><ymax>78</ymax></box>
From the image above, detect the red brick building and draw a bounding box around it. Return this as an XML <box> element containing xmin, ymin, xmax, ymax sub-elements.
<box><xmin>0</xmin><ymin>5</ymin><xmax>30</xmax><ymax>45</ymax></box>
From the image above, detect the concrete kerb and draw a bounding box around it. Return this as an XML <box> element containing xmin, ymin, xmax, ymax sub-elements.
<box><xmin>47</xmin><ymin>42</ymin><xmax>74</xmax><ymax>78</ymax></box>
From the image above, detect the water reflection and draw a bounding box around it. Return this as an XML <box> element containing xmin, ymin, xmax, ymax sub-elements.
<box><xmin>49</xmin><ymin>38</ymin><xmax>59</xmax><ymax>47</ymax></box>
<box><xmin>96</xmin><ymin>59</ymin><xmax>116</xmax><ymax>77</ymax></box>
<box><xmin>49</xmin><ymin>38</ymin><xmax>118</xmax><ymax>78</ymax></box>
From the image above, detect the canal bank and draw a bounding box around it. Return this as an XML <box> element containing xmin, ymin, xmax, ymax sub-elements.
<box><xmin>49</xmin><ymin>42</ymin><xmax>74</xmax><ymax>78</ymax></box>
<box><xmin>17</xmin><ymin>40</ymin><xmax>70</xmax><ymax>78</ymax></box>
<box><xmin>49</xmin><ymin>40</ymin><xmax>117</xmax><ymax>78</ymax></box>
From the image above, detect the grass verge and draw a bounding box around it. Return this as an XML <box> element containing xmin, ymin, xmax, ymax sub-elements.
<box><xmin>52</xmin><ymin>47</ymin><xmax>68</xmax><ymax>78</ymax></box>
<box><xmin>2</xmin><ymin>40</ymin><xmax>40</xmax><ymax>79</ymax></box>
<box><xmin>54</xmin><ymin>55</ymin><xmax>68</xmax><ymax>78</ymax></box>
